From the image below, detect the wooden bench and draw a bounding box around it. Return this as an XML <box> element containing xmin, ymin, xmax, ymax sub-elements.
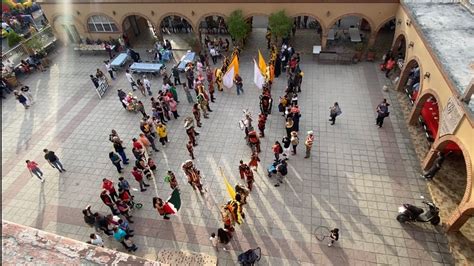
<box><xmin>318</xmin><ymin>51</ymin><xmax>338</xmax><ymax>64</ymax></box>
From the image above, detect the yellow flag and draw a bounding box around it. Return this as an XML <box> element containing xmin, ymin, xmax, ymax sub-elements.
<box><xmin>227</xmin><ymin>54</ymin><xmax>239</xmax><ymax>77</ymax></box>
<box><xmin>219</xmin><ymin>167</ymin><xmax>236</xmax><ymax>200</ymax></box>
<box><xmin>258</xmin><ymin>50</ymin><xmax>267</xmax><ymax>75</ymax></box>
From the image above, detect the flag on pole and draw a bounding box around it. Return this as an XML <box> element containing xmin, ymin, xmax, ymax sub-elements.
<box><xmin>223</xmin><ymin>55</ymin><xmax>239</xmax><ymax>89</ymax></box>
<box><xmin>253</xmin><ymin>59</ymin><xmax>265</xmax><ymax>89</ymax></box>
<box><xmin>164</xmin><ymin>188</ymin><xmax>181</xmax><ymax>214</ymax></box>
<box><xmin>219</xmin><ymin>167</ymin><xmax>236</xmax><ymax>200</ymax></box>
<box><xmin>258</xmin><ymin>50</ymin><xmax>267</xmax><ymax>75</ymax></box>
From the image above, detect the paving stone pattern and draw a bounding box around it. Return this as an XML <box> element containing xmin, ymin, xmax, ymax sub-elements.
<box><xmin>1</xmin><ymin>30</ymin><xmax>454</xmax><ymax>265</ymax></box>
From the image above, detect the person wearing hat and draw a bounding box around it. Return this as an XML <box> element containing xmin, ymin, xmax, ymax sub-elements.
<box><xmin>290</xmin><ymin>131</ymin><xmax>299</xmax><ymax>155</ymax></box>
<box><xmin>304</xmin><ymin>131</ymin><xmax>314</xmax><ymax>158</ymax></box>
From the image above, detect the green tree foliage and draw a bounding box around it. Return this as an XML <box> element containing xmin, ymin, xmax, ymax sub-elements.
<box><xmin>227</xmin><ymin>10</ymin><xmax>250</xmax><ymax>46</ymax></box>
<box><xmin>268</xmin><ymin>10</ymin><xmax>293</xmax><ymax>41</ymax></box>
<box><xmin>7</xmin><ymin>31</ymin><xmax>24</xmax><ymax>48</ymax></box>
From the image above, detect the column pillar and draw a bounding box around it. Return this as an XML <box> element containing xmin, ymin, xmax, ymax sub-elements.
<box><xmin>321</xmin><ymin>34</ymin><xmax>327</xmax><ymax>50</ymax></box>
<box><xmin>368</xmin><ymin>32</ymin><xmax>377</xmax><ymax>48</ymax></box>
<box><xmin>446</xmin><ymin>205</ymin><xmax>474</xmax><ymax>232</ymax></box>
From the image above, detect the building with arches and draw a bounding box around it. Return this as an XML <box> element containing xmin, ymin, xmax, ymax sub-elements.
<box><xmin>37</xmin><ymin>0</ymin><xmax>473</xmax><ymax>232</ymax></box>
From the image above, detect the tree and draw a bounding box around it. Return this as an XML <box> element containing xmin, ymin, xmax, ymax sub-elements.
<box><xmin>227</xmin><ymin>10</ymin><xmax>250</xmax><ymax>47</ymax></box>
<box><xmin>268</xmin><ymin>10</ymin><xmax>293</xmax><ymax>42</ymax></box>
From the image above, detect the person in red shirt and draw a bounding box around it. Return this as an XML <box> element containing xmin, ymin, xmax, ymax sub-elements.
<box><xmin>100</xmin><ymin>190</ymin><xmax>119</xmax><ymax>215</ymax></box>
<box><xmin>257</xmin><ymin>113</ymin><xmax>267</xmax><ymax>137</ymax></box>
<box><xmin>132</xmin><ymin>138</ymin><xmax>144</xmax><ymax>152</ymax></box>
<box><xmin>102</xmin><ymin>178</ymin><xmax>119</xmax><ymax>202</ymax></box>
<box><xmin>272</xmin><ymin>141</ymin><xmax>283</xmax><ymax>161</ymax></box>
<box><xmin>26</xmin><ymin>160</ymin><xmax>44</xmax><ymax>182</ymax></box>
<box><xmin>238</xmin><ymin>160</ymin><xmax>247</xmax><ymax>180</ymax></box>
<box><xmin>131</xmin><ymin>167</ymin><xmax>150</xmax><ymax>192</ymax></box>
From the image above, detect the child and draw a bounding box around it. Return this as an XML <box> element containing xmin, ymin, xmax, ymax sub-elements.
<box><xmin>210</xmin><ymin>233</ymin><xmax>218</xmax><ymax>251</ymax></box>
<box><xmin>123</xmin><ymin>235</ymin><xmax>138</xmax><ymax>252</ymax></box>
<box><xmin>328</xmin><ymin>228</ymin><xmax>339</xmax><ymax>247</ymax></box>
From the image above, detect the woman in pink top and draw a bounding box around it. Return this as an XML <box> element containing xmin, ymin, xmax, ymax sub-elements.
<box><xmin>26</xmin><ymin>160</ymin><xmax>44</xmax><ymax>182</ymax></box>
<box><xmin>168</xmin><ymin>98</ymin><xmax>180</xmax><ymax>119</ymax></box>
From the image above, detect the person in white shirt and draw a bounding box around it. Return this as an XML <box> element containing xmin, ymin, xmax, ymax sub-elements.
<box><xmin>125</xmin><ymin>70</ymin><xmax>138</xmax><ymax>91</ymax></box>
<box><xmin>104</xmin><ymin>60</ymin><xmax>115</xmax><ymax>80</ymax></box>
<box><xmin>143</xmin><ymin>75</ymin><xmax>152</xmax><ymax>96</ymax></box>
<box><xmin>210</xmin><ymin>47</ymin><xmax>218</xmax><ymax>64</ymax></box>
<box><xmin>88</xmin><ymin>233</ymin><xmax>104</xmax><ymax>247</ymax></box>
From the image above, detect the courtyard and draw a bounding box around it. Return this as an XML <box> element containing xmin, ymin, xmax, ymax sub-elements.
<box><xmin>0</xmin><ymin>26</ymin><xmax>461</xmax><ymax>266</ymax></box>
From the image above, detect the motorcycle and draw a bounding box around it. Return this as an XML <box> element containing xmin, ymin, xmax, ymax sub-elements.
<box><xmin>396</xmin><ymin>196</ymin><xmax>440</xmax><ymax>225</ymax></box>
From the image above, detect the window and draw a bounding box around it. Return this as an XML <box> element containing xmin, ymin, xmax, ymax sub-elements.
<box><xmin>87</xmin><ymin>15</ymin><xmax>118</xmax><ymax>32</ymax></box>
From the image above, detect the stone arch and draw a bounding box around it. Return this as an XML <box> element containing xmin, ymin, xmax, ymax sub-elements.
<box><xmin>327</xmin><ymin>13</ymin><xmax>375</xmax><ymax>33</ymax></box>
<box><xmin>51</xmin><ymin>14</ymin><xmax>86</xmax><ymax>44</ymax></box>
<box><xmin>408</xmin><ymin>88</ymin><xmax>442</xmax><ymax>131</ymax></box>
<box><xmin>244</xmin><ymin>12</ymin><xmax>271</xmax><ymax>21</ymax></box>
<box><xmin>431</xmin><ymin>135</ymin><xmax>473</xmax><ymax>232</ymax></box>
<box><xmin>196</xmin><ymin>12</ymin><xmax>228</xmax><ymax>29</ymax></box>
<box><xmin>396</xmin><ymin>56</ymin><xmax>422</xmax><ymax>92</ymax></box>
<box><xmin>158</xmin><ymin>12</ymin><xmax>196</xmax><ymax>32</ymax></box>
<box><xmin>86</xmin><ymin>12</ymin><xmax>121</xmax><ymax>32</ymax></box>
<box><xmin>374</xmin><ymin>16</ymin><xmax>396</xmax><ymax>36</ymax></box>
<box><xmin>290</xmin><ymin>13</ymin><xmax>326</xmax><ymax>33</ymax></box>
<box><xmin>392</xmin><ymin>32</ymin><xmax>408</xmax><ymax>59</ymax></box>
<box><xmin>120</xmin><ymin>12</ymin><xmax>156</xmax><ymax>29</ymax></box>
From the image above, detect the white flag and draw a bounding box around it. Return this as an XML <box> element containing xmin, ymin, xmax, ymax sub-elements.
<box><xmin>253</xmin><ymin>59</ymin><xmax>265</xmax><ymax>89</ymax></box>
<box><xmin>223</xmin><ymin>66</ymin><xmax>235</xmax><ymax>89</ymax></box>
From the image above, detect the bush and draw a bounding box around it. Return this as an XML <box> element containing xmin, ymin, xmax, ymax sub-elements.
<box><xmin>7</xmin><ymin>31</ymin><xmax>23</xmax><ymax>47</ymax></box>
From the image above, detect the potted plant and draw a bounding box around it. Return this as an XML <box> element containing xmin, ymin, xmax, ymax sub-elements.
<box><xmin>366</xmin><ymin>47</ymin><xmax>376</xmax><ymax>62</ymax></box>
<box><xmin>353</xmin><ymin>43</ymin><xmax>364</xmax><ymax>63</ymax></box>
<box><xmin>227</xmin><ymin>10</ymin><xmax>250</xmax><ymax>48</ymax></box>
<box><xmin>268</xmin><ymin>10</ymin><xmax>293</xmax><ymax>44</ymax></box>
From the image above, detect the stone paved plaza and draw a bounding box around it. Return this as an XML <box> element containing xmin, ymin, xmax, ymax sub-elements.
<box><xmin>1</xmin><ymin>31</ymin><xmax>455</xmax><ymax>265</ymax></box>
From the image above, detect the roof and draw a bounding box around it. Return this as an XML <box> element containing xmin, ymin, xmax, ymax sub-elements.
<box><xmin>403</xmin><ymin>1</ymin><xmax>474</xmax><ymax>96</ymax></box>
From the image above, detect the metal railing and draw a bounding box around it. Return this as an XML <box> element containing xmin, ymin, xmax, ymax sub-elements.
<box><xmin>2</xmin><ymin>25</ymin><xmax>57</xmax><ymax>66</ymax></box>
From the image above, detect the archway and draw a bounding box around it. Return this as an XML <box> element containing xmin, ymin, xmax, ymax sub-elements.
<box><xmin>291</xmin><ymin>14</ymin><xmax>323</xmax><ymax>53</ymax></box>
<box><xmin>413</xmin><ymin>91</ymin><xmax>441</xmax><ymax>143</ymax></box>
<box><xmin>243</xmin><ymin>14</ymin><xmax>270</xmax><ymax>51</ymax></box>
<box><xmin>198</xmin><ymin>15</ymin><xmax>232</xmax><ymax>56</ymax></box>
<box><xmin>326</xmin><ymin>15</ymin><xmax>372</xmax><ymax>53</ymax></box>
<box><xmin>121</xmin><ymin>14</ymin><xmax>156</xmax><ymax>48</ymax></box>
<box><xmin>392</xmin><ymin>33</ymin><xmax>407</xmax><ymax>61</ymax></box>
<box><xmin>429</xmin><ymin>137</ymin><xmax>471</xmax><ymax>232</ymax></box>
<box><xmin>52</xmin><ymin>15</ymin><xmax>83</xmax><ymax>44</ymax></box>
<box><xmin>159</xmin><ymin>14</ymin><xmax>196</xmax><ymax>52</ymax></box>
<box><xmin>373</xmin><ymin>18</ymin><xmax>396</xmax><ymax>61</ymax></box>
<box><xmin>400</xmin><ymin>58</ymin><xmax>421</xmax><ymax>105</ymax></box>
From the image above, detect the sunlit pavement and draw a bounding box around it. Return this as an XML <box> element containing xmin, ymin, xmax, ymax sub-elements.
<box><xmin>1</xmin><ymin>29</ymin><xmax>454</xmax><ymax>265</ymax></box>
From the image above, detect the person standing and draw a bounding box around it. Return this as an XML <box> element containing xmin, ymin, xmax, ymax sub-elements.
<box><xmin>156</xmin><ymin>122</ymin><xmax>169</xmax><ymax>147</ymax></box>
<box><xmin>102</xmin><ymin>178</ymin><xmax>119</xmax><ymax>202</ymax></box>
<box><xmin>125</xmin><ymin>70</ymin><xmax>138</xmax><ymax>91</ymax></box>
<box><xmin>113</xmin><ymin>140</ymin><xmax>129</xmax><ymax>164</ymax></box>
<box><xmin>43</xmin><ymin>149</ymin><xmax>66</xmax><ymax>173</ymax></box>
<box><xmin>184</xmin><ymin>117</ymin><xmax>198</xmax><ymax>146</ymax></box>
<box><xmin>143</xmin><ymin>76</ymin><xmax>152</xmax><ymax>96</ymax></box>
<box><xmin>172</xmin><ymin>66</ymin><xmax>181</xmax><ymax>85</ymax></box>
<box><xmin>20</xmin><ymin>86</ymin><xmax>34</xmax><ymax>104</ymax></box>
<box><xmin>132</xmin><ymin>167</ymin><xmax>150</xmax><ymax>192</ymax></box>
<box><xmin>304</xmin><ymin>131</ymin><xmax>314</xmax><ymax>159</ymax></box>
<box><xmin>112</xmin><ymin>227</ymin><xmax>129</xmax><ymax>250</ymax></box>
<box><xmin>109</xmin><ymin>151</ymin><xmax>123</xmax><ymax>173</ymax></box>
<box><xmin>282</xmin><ymin>136</ymin><xmax>291</xmax><ymax>158</ymax></box>
<box><xmin>117</xmin><ymin>89</ymin><xmax>127</xmax><ymax>109</ymax></box>
<box><xmin>186</xmin><ymin>141</ymin><xmax>195</xmax><ymax>160</ymax></box>
<box><xmin>375</xmin><ymin>99</ymin><xmax>390</xmax><ymax>128</ymax></box>
<box><xmin>136</xmin><ymin>79</ymin><xmax>146</xmax><ymax>96</ymax></box>
<box><xmin>100</xmin><ymin>190</ymin><xmax>119</xmax><ymax>215</ymax></box>
<box><xmin>257</xmin><ymin>113</ymin><xmax>267</xmax><ymax>138</ymax></box>
<box><xmin>272</xmin><ymin>141</ymin><xmax>283</xmax><ymax>161</ymax></box>
<box><xmin>285</xmin><ymin>117</ymin><xmax>294</xmax><ymax>138</ymax></box>
<box><xmin>26</xmin><ymin>160</ymin><xmax>44</xmax><ymax>182</ymax></box>
<box><xmin>290</xmin><ymin>131</ymin><xmax>299</xmax><ymax>155</ymax></box>
<box><xmin>192</xmin><ymin>104</ymin><xmax>203</xmax><ymax>127</ymax></box>
<box><xmin>136</xmin><ymin>101</ymin><xmax>147</xmax><ymax>118</ymax></box>
<box><xmin>243</xmin><ymin>165</ymin><xmax>255</xmax><ymax>191</ymax></box>
<box><xmin>14</xmin><ymin>91</ymin><xmax>29</xmax><ymax>109</ymax></box>
<box><xmin>329</xmin><ymin>102</ymin><xmax>342</xmax><ymax>125</ymax></box>
<box><xmin>164</xmin><ymin>170</ymin><xmax>179</xmax><ymax>189</ymax></box>
<box><xmin>168</xmin><ymin>98</ymin><xmax>179</xmax><ymax>119</ymax></box>
<box><xmin>153</xmin><ymin>197</ymin><xmax>172</xmax><ymax>220</ymax></box>
<box><xmin>105</xmin><ymin>60</ymin><xmax>115</xmax><ymax>80</ymax></box>
<box><xmin>239</xmin><ymin>160</ymin><xmax>247</xmax><ymax>180</ymax></box>
<box><xmin>186</xmin><ymin>67</ymin><xmax>195</xmax><ymax>90</ymax></box>
<box><xmin>248</xmin><ymin>152</ymin><xmax>260</xmax><ymax>171</ymax></box>
<box><xmin>118</xmin><ymin>177</ymin><xmax>131</xmax><ymax>193</ymax></box>
<box><xmin>234</xmin><ymin>74</ymin><xmax>244</xmax><ymax>95</ymax></box>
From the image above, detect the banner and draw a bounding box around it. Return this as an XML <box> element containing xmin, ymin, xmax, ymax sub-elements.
<box><xmin>223</xmin><ymin>66</ymin><xmax>235</xmax><ymax>89</ymax></box>
<box><xmin>253</xmin><ymin>59</ymin><xmax>265</xmax><ymax>89</ymax></box>
<box><xmin>165</xmin><ymin>188</ymin><xmax>181</xmax><ymax>214</ymax></box>
<box><xmin>258</xmin><ymin>50</ymin><xmax>267</xmax><ymax>75</ymax></box>
<box><xmin>228</xmin><ymin>54</ymin><xmax>239</xmax><ymax>76</ymax></box>
<box><xmin>219</xmin><ymin>167</ymin><xmax>236</xmax><ymax>200</ymax></box>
